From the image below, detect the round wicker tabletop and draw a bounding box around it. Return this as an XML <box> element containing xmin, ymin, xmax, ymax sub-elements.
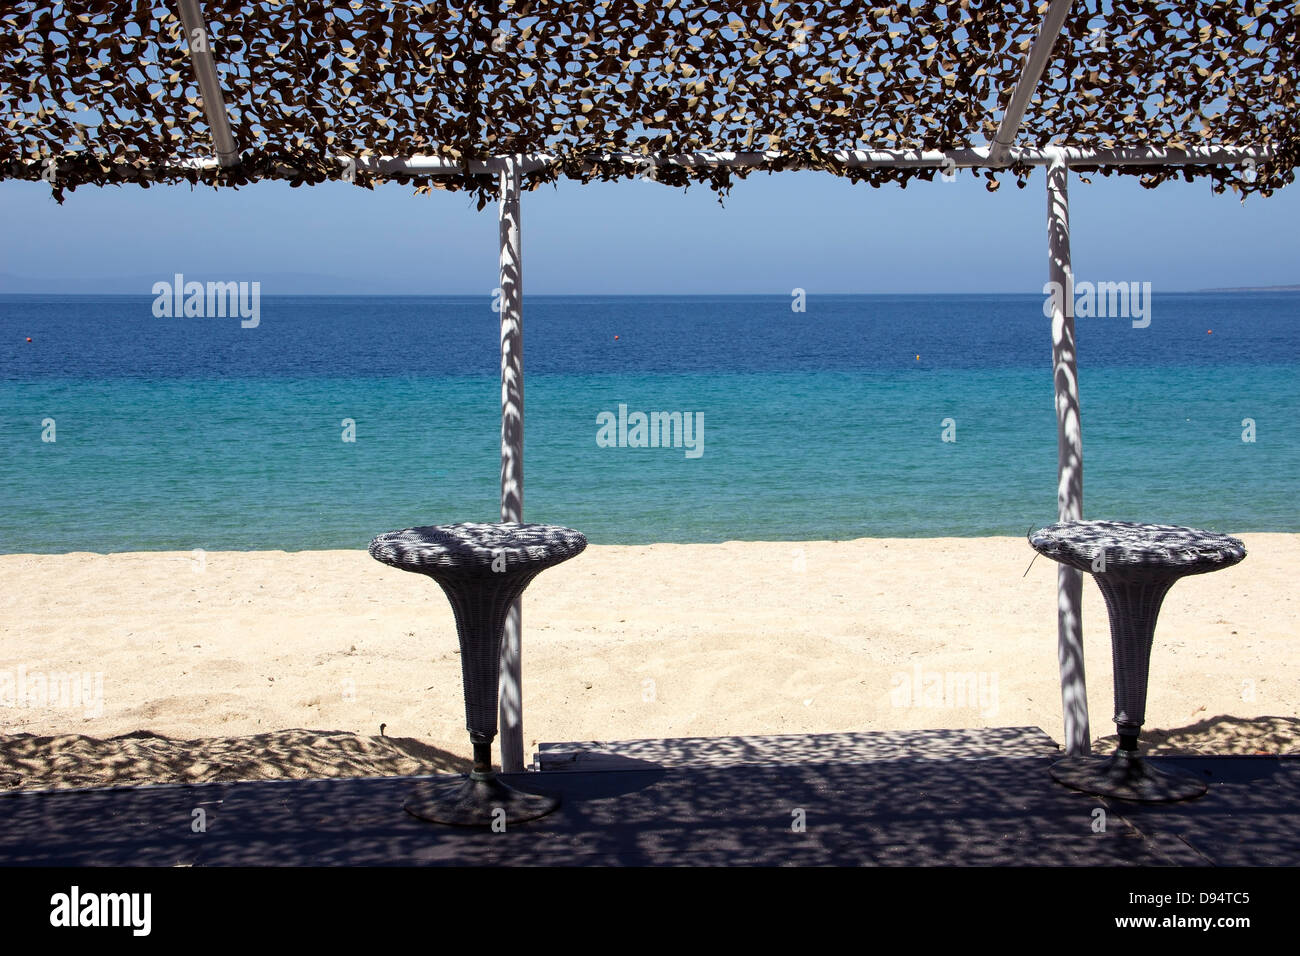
<box><xmin>369</xmin><ymin>521</ymin><xmax>588</xmax><ymax>577</ymax></box>
<box><xmin>1028</xmin><ymin>520</ymin><xmax>1245</xmax><ymax>577</ymax></box>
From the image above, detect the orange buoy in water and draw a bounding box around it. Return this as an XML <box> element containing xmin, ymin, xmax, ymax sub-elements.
<box><xmin>26</xmin><ymin>337</ymin><xmax>32</xmax><ymax>343</ymax></box>
<box><xmin>614</xmin><ymin>335</ymin><xmax>619</xmax><ymax>340</ymax></box>
<box><xmin>915</xmin><ymin>354</ymin><xmax>920</xmax><ymax>361</ymax></box>
<box><xmin>1207</xmin><ymin>329</ymin><xmax>1213</xmax><ymax>334</ymax></box>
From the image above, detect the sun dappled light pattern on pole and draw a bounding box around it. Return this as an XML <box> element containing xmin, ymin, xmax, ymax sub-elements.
<box><xmin>1046</xmin><ymin>152</ymin><xmax>1089</xmax><ymax>756</ymax></box>
<box><xmin>497</xmin><ymin>156</ymin><xmax>526</xmax><ymax>772</ymax></box>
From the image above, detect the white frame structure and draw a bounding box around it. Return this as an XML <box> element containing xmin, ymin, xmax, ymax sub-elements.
<box><xmin>439</xmin><ymin>140</ymin><xmax>1270</xmax><ymax>770</ymax></box>
<box><xmin>167</xmin><ymin>0</ymin><xmax>1278</xmax><ymax>770</ymax></box>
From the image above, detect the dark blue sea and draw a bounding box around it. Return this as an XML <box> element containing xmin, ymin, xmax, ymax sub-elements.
<box><xmin>1</xmin><ymin>293</ymin><xmax>1296</xmax><ymax>552</ymax></box>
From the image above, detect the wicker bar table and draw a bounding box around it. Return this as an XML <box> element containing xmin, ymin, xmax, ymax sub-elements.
<box><xmin>369</xmin><ymin>521</ymin><xmax>587</xmax><ymax>826</ymax></box>
<box><xmin>1028</xmin><ymin>520</ymin><xmax>1246</xmax><ymax>802</ymax></box>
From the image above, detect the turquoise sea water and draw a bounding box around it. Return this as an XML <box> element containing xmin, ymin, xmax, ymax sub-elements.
<box><xmin>1</xmin><ymin>293</ymin><xmax>1296</xmax><ymax>551</ymax></box>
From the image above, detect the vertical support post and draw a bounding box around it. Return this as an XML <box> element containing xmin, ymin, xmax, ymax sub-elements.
<box><xmin>1047</xmin><ymin>153</ymin><xmax>1090</xmax><ymax>755</ymax></box>
<box><xmin>497</xmin><ymin>155</ymin><xmax>526</xmax><ymax>773</ymax></box>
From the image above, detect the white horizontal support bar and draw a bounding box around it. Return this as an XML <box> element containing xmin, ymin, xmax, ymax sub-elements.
<box><xmin>1030</xmin><ymin>145</ymin><xmax>1275</xmax><ymax>166</ymax></box>
<box><xmin>989</xmin><ymin>0</ymin><xmax>1075</xmax><ymax>166</ymax></box>
<box><xmin>41</xmin><ymin>144</ymin><xmax>1275</xmax><ymax>179</ymax></box>
<box><xmin>348</xmin><ymin>154</ymin><xmax>555</xmax><ymax>175</ymax></box>
<box><xmin>340</xmin><ymin>145</ymin><xmax>1274</xmax><ymax>174</ymax></box>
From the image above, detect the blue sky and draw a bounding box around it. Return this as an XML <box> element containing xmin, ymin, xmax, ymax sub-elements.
<box><xmin>1</xmin><ymin>166</ymin><xmax>1295</xmax><ymax>294</ymax></box>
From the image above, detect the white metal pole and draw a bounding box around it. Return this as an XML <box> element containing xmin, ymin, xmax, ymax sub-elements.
<box><xmin>175</xmin><ymin>0</ymin><xmax>239</xmax><ymax>167</ymax></box>
<box><xmin>497</xmin><ymin>155</ymin><xmax>526</xmax><ymax>773</ymax></box>
<box><xmin>988</xmin><ymin>0</ymin><xmax>1075</xmax><ymax>166</ymax></box>
<box><xmin>1047</xmin><ymin>152</ymin><xmax>1090</xmax><ymax>755</ymax></box>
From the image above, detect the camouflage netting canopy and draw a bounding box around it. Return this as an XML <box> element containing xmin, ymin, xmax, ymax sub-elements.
<box><xmin>1</xmin><ymin>0</ymin><xmax>1296</xmax><ymax>203</ymax></box>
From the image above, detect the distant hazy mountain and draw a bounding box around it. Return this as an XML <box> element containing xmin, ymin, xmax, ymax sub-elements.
<box><xmin>1198</xmin><ymin>284</ymin><xmax>1300</xmax><ymax>293</ymax></box>
<box><xmin>0</xmin><ymin>272</ymin><xmax>411</xmax><ymax>295</ymax></box>
<box><xmin>4</xmin><ymin>272</ymin><xmax>1298</xmax><ymax>295</ymax></box>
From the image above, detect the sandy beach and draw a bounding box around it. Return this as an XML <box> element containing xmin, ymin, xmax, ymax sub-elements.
<box><xmin>1</xmin><ymin>535</ymin><xmax>1295</xmax><ymax>791</ymax></box>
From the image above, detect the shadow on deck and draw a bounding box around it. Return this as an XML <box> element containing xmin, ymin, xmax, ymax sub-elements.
<box><xmin>0</xmin><ymin>727</ymin><xmax>1295</xmax><ymax>866</ymax></box>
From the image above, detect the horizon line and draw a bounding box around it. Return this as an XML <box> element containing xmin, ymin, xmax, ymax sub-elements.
<box><xmin>3</xmin><ymin>288</ymin><xmax>1299</xmax><ymax>297</ymax></box>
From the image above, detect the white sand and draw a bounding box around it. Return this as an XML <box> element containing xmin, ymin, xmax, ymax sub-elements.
<box><xmin>1</xmin><ymin>536</ymin><xmax>1294</xmax><ymax>789</ymax></box>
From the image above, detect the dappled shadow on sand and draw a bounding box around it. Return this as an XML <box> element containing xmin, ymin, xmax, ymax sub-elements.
<box><xmin>1092</xmin><ymin>715</ymin><xmax>1298</xmax><ymax>756</ymax></box>
<box><xmin>0</xmin><ymin>729</ymin><xmax>469</xmax><ymax>792</ymax></box>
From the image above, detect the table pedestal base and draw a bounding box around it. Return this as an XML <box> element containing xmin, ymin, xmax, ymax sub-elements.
<box><xmin>403</xmin><ymin>772</ymin><xmax>560</xmax><ymax>827</ymax></box>
<box><xmin>1049</xmin><ymin>750</ymin><xmax>1207</xmax><ymax>803</ymax></box>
